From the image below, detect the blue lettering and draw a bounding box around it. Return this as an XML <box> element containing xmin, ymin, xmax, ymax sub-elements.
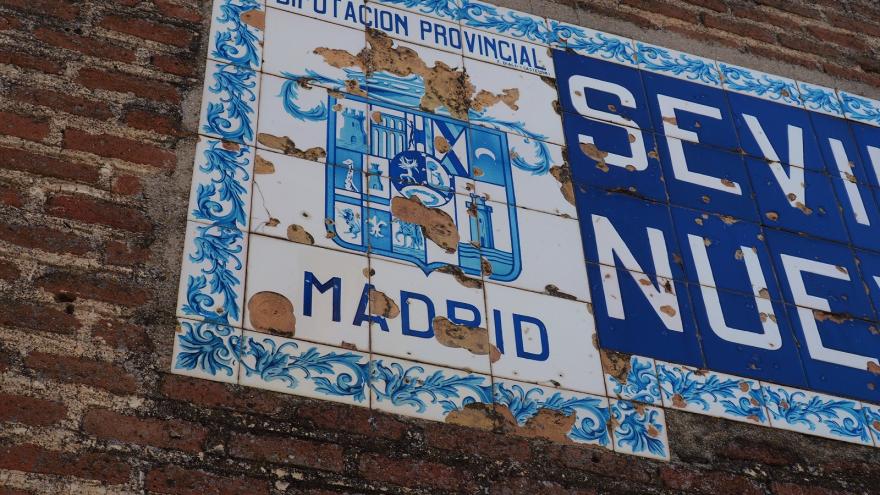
<box><xmin>352</xmin><ymin>283</ymin><xmax>389</xmax><ymax>331</ymax></box>
<box><xmin>303</xmin><ymin>271</ymin><xmax>341</xmax><ymax>322</ymax></box>
<box><xmin>401</xmin><ymin>290</ymin><xmax>435</xmax><ymax>338</ymax></box>
<box><xmin>513</xmin><ymin>314</ymin><xmax>549</xmax><ymax>361</ymax></box>
<box><xmin>446</xmin><ymin>300</ymin><xmax>481</xmax><ymax>327</ymax></box>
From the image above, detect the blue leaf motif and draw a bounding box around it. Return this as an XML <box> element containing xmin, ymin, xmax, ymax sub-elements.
<box><xmin>456</xmin><ymin>0</ymin><xmax>549</xmax><ymax>43</ymax></box>
<box><xmin>763</xmin><ymin>387</ymin><xmax>869</xmax><ymax>442</ymax></box>
<box><xmin>637</xmin><ymin>44</ymin><xmax>719</xmax><ymax>85</ymax></box>
<box><xmin>174</xmin><ymin>320</ymin><xmax>238</xmax><ymax>376</ymax></box>
<box><xmin>370</xmin><ymin>360</ymin><xmax>492</xmax><ymax>413</ymax></box>
<box><xmin>192</xmin><ymin>140</ymin><xmax>251</xmax><ymax>228</ymax></box>
<box><xmin>203</xmin><ymin>63</ymin><xmax>257</xmax><ymax>143</ymax></box>
<box><xmin>240</xmin><ymin>336</ymin><xmax>370</xmax><ymax>401</ymax></box>
<box><xmin>840</xmin><ymin>93</ymin><xmax>880</xmax><ymax>126</ymax></box>
<box><xmin>371</xmin><ymin>0</ymin><xmax>459</xmax><ymax>19</ymax></box>
<box><xmin>719</xmin><ymin>64</ymin><xmax>799</xmax><ymax>105</ymax></box>
<box><xmin>181</xmin><ymin>224</ymin><xmax>244</xmax><ymax>324</ymax></box>
<box><xmin>213</xmin><ymin>0</ymin><xmax>262</xmax><ymax>69</ymax></box>
<box><xmin>799</xmin><ymin>84</ymin><xmax>842</xmax><ymax>115</ymax></box>
<box><xmin>279</xmin><ymin>73</ymin><xmax>330</xmax><ymax>121</ymax></box>
<box><xmin>612</xmin><ymin>400</ymin><xmax>666</xmax><ymax>457</ymax></box>
<box><xmin>545</xmin><ymin>22</ymin><xmax>635</xmax><ymax>64</ymax></box>
<box><xmin>657</xmin><ymin>364</ymin><xmax>749</xmax><ymax>414</ymax></box>
<box><xmin>608</xmin><ymin>357</ymin><xmax>660</xmax><ymax>404</ymax></box>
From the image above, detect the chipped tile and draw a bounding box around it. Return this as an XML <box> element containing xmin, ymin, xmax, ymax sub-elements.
<box><xmin>609</xmin><ymin>399</ymin><xmax>669</xmax><ymax>460</ymax></box>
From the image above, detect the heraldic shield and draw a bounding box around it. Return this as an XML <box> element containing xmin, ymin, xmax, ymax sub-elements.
<box><xmin>325</xmin><ymin>92</ymin><xmax>522</xmax><ymax>282</ymax></box>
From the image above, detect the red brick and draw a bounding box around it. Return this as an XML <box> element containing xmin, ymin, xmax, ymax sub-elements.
<box><xmin>24</xmin><ymin>352</ymin><xmax>139</xmax><ymax>395</ymax></box>
<box><xmin>296</xmin><ymin>400</ymin><xmax>407</xmax><ymax>441</ymax></box>
<box><xmin>111</xmin><ymin>175</ymin><xmax>144</xmax><ymax>196</ymax></box>
<box><xmin>0</xmin><ymin>260</ymin><xmax>19</xmax><ymax>280</ymax></box>
<box><xmin>702</xmin><ymin>14</ymin><xmax>778</xmax><ymax>44</ymax></box>
<box><xmin>0</xmin><ymin>146</ymin><xmax>100</xmax><ymax>184</ymax></box>
<box><xmin>154</xmin><ymin>0</ymin><xmax>202</xmax><ymax>23</ymax></box>
<box><xmin>0</xmin><ymin>48</ymin><xmax>63</xmax><ymax>74</ymax></box>
<box><xmin>45</xmin><ymin>194</ymin><xmax>152</xmax><ymax>233</ymax></box>
<box><xmin>716</xmin><ymin>439</ymin><xmax>801</xmax><ymax>466</ymax></box>
<box><xmin>0</xmin><ymin>486</ymin><xmax>33</xmax><ymax>495</ymax></box>
<box><xmin>660</xmin><ymin>466</ymin><xmax>763</xmax><ymax>495</ymax></box>
<box><xmin>0</xmin><ymin>111</ymin><xmax>49</xmax><ymax>143</ymax></box>
<box><xmin>0</xmin><ymin>15</ymin><xmax>23</xmax><ymax>31</ymax></box>
<box><xmin>823</xmin><ymin>62</ymin><xmax>880</xmax><ymax>87</ymax></box>
<box><xmin>160</xmin><ymin>374</ymin><xmax>286</xmax><ymax>415</ymax></box>
<box><xmin>0</xmin><ymin>393</ymin><xmax>67</xmax><ymax>426</ymax></box>
<box><xmin>747</xmin><ymin>43</ymin><xmax>820</xmax><ymax>71</ymax></box>
<box><xmin>0</xmin><ymin>444</ymin><xmax>129</xmax><ymax>484</ymax></box>
<box><xmin>0</xmin><ymin>185</ymin><xmax>22</xmax><ymax>208</ymax></box>
<box><xmin>663</xmin><ymin>23</ymin><xmax>743</xmax><ymax>51</ymax></box>
<box><xmin>729</xmin><ymin>4</ymin><xmax>800</xmax><ymax>31</ymax></box>
<box><xmin>755</xmin><ymin>0</ymin><xmax>823</xmax><ymax>20</ymax></box>
<box><xmin>34</xmin><ymin>28</ymin><xmax>136</xmax><ymax>63</ymax></box>
<box><xmin>145</xmin><ymin>465</ymin><xmax>269</xmax><ymax>495</ymax></box>
<box><xmin>577</xmin><ymin>2</ymin><xmax>660</xmax><ymax>29</ymax></box>
<box><xmin>63</xmin><ymin>128</ymin><xmax>176</xmax><ymax>169</ymax></box>
<box><xmin>76</xmin><ymin>68</ymin><xmax>179</xmax><ymax>104</ymax></box>
<box><xmin>805</xmin><ymin>24</ymin><xmax>869</xmax><ymax>52</ymax></box>
<box><xmin>105</xmin><ymin>239</ymin><xmax>150</xmax><ymax>265</ymax></box>
<box><xmin>685</xmin><ymin>0</ymin><xmax>727</xmax><ymax>12</ymax></box>
<box><xmin>490</xmin><ymin>478</ymin><xmax>596</xmax><ymax>495</ymax></box>
<box><xmin>36</xmin><ymin>270</ymin><xmax>151</xmax><ymax>307</ymax></box>
<box><xmin>10</xmin><ymin>87</ymin><xmax>113</xmax><ymax>120</ymax></box>
<box><xmin>229</xmin><ymin>432</ymin><xmax>345</xmax><ymax>472</ymax></box>
<box><xmin>92</xmin><ymin>319</ymin><xmax>152</xmax><ymax>353</ymax></box>
<box><xmin>771</xmin><ymin>482</ymin><xmax>848</xmax><ymax>495</ymax></box>
<box><xmin>359</xmin><ymin>453</ymin><xmax>476</xmax><ymax>492</ymax></box>
<box><xmin>0</xmin><ymin>221</ymin><xmax>92</xmax><ymax>255</ymax></box>
<box><xmin>0</xmin><ymin>0</ymin><xmax>80</xmax><ymax>20</ymax></box>
<box><xmin>619</xmin><ymin>0</ymin><xmax>698</xmax><ymax>23</ymax></box>
<box><xmin>778</xmin><ymin>33</ymin><xmax>843</xmax><ymax>59</ymax></box>
<box><xmin>151</xmin><ymin>53</ymin><xmax>195</xmax><ymax>77</ymax></box>
<box><xmin>547</xmin><ymin>444</ymin><xmax>656</xmax><ymax>484</ymax></box>
<box><xmin>100</xmin><ymin>15</ymin><xmax>194</xmax><ymax>47</ymax></box>
<box><xmin>123</xmin><ymin>108</ymin><xmax>184</xmax><ymax>136</ymax></box>
<box><xmin>424</xmin><ymin>422</ymin><xmax>531</xmax><ymax>462</ymax></box>
<box><xmin>0</xmin><ymin>300</ymin><xmax>81</xmax><ymax>335</ymax></box>
<box><xmin>83</xmin><ymin>408</ymin><xmax>208</xmax><ymax>453</ymax></box>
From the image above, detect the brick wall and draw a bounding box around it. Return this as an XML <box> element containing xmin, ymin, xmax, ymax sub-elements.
<box><xmin>0</xmin><ymin>0</ymin><xmax>878</xmax><ymax>494</ymax></box>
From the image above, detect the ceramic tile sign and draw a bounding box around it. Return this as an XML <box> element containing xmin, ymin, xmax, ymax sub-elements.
<box><xmin>174</xmin><ymin>0</ymin><xmax>880</xmax><ymax>460</ymax></box>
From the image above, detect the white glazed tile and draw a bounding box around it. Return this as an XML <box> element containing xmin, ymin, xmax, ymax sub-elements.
<box><xmin>656</xmin><ymin>361</ymin><xmax>769</xmax><ymax>426</ymax></box>
<box><xmin>839</xmin><ymin>90</ymin><xmax>880</xmax><ymax>128</ymax></box>
<box><xmin>188</xmin><ymin>137</ymin><xmax>255</xmax><ymax>231</ymax></box>
<box><xmin>486</xmin><ymin>283</ymin><xmax>604</xmax><ymax>395</ymax></box>
<box><xmin>244</xmin><ymin>234</ymin><xmax>371</xmax><ymax>351</ymax></box>
<box><xmin>368</xmin><ymin>0</ymin><xmax>461</xmax><ymax>22</ymax></box>
<box><xmin>200</xmin><ymin>59</ymin><xmax>261</xmax><ymax>145</ymax></box>
<box><xmin>544</xmin><ymin>20</ymin><xmax>637</xmax><ymax>66</ymax></box>
<box><xmin>208</xmin><ymin>0</ymin><xmax>264</xmax><ymax>71</ymax></box>
<box><xmin>636</xmin><ymin>41</ymin><xmax>721</xmax><ymax>87</ymax></box>
<box><xmin>456</xmin><ymin>0</ymin><xmax>549</xmax><ymax>46</ymax></box>
<box><xmin>370</xmin><ymin>354</ymin><xmax>494</xmax><ymax>421</ymax></box>
<box><xmin>480</xmin><ymin>206</ymin><xmax>589</xmax><ymax>301</ymax></box>
<box><xmin>263</xmin><ymin>9</ymin><xmax>367</xmax><ymax>89</ymax></box>
<box><xmin>171</xmin><ymin>318</ymin><xmax>242</xmax><ymax>384</ymax></box>
<box><xmin>762</xmin><ymin>382</ymin><xmax>873</xmax><ymax>445</ymax></box>
<box><xmin>239</xmin><ymin>330</ymin><xmax>370</xmax><ymax>406</ymax></box>
<box><xmin>797</xmin><ymin>81</ymin><xmax>843</xmax><ymax>117</ymax></box>
<box><xmin>268</xmin><ymin>0</ymin><xmax>368</xmax><ymax>29</ymax></box>
<box><xmin>368</xmin><ymin>256</ymin><xmax>491</xmax><ymax>373</ymax></box>
<box><xmin>602</xmin><ymin>352</ymin><xmax>661</xmax><ymax>405</ymax></box>
<box><xmin>366</xmin><ymin>3</ymin><xmax>463</xmax><ymax>54</ymax></box>
<box><xmin>863</xmin><ymin>403</ymin><xmax>880</xmax><ymax>447</ymax></box>
<box><xmin>718</xmin><ymin>63</ymin><xmax>801</xmax><ymax>107</ymax></box>
<box><xmin>465</xmin><ymin>57</ymin><xmax>565</xmax><ymax>145</ymax></box>
<box><xmin>366</xmin><ymin>35</ymin><xmax>467</xmax><ymax>119</ymax></box>
<box><xmin>609</xmin><ymin>399</ymin><xmax>670</xmax><ymax>460</ymax></box>
<box><xmin>257</xmin><ymin>72</ymin><xmax>369</xmax><ymax>167</ymax></box>
<box><xmin>461</xmin><ymin>26</ymin><xmax>555</xmax><ymax>78</ymax></box>
<box><xmin>498</xmin><ymin>133</ymin><xmax>576</xmax><ymax>218</ymax></box>
<box><xmin>493</xmin><ymin>378</ymin><xmax>613</xmax><ymax>449</ymax></box>
<box><xmin>177</xmin><ymin>221</ymin><xmax>248</xmax><ymax>328</ymax></box>
<box><xmin>251</xmin><ymin>149</ymin><xmax>381</xmax><ymax>256</ymax></box>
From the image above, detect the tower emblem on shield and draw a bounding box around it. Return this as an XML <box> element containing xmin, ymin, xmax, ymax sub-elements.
<box><xmin>325</xmin><ymin>92</ymin><xmax>522</xmax><ymax>282</ymax></box>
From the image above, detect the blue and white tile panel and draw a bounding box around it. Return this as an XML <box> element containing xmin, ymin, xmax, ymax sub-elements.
<box><xmin>839</xmin><ymin>90</ymin><xmax>880</xmax><ymax>128</ymax></box>
<box><xmin>208</xmin><ymin>0</ymin><xmax>264</xmax><ymax>71</ymax></box>
<box><xmin>718</xmin><ymin>62</ymin><xmax>801</xmax><ymax>107</ymax></box>
<box><xmin>636</xmin><ymin>41</ymin><xmax>721</xmax><ymax>87</ymax></box>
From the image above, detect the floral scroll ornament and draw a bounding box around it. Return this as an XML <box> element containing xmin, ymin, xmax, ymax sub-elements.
<box><xmin>181</xmin><ymin>224</ymin><xmax>244</xmax><ymax>324</ymax></box>
<box><xmin>763</xmin><ymin>387</ymin><xmax>870</xmax><ymax>443</ymax></box>
<box><xmin>637</xmin><ymin>43</ymin><xmax>720</xmax><ymax>85</ymax></box>
<box><xmin>840</xmin><ymin>92</ymin><xmax>880</xmax><ymax>126</ymax></box>
<box><xmin>657</xmin><ymin>364</ymin><xmax>766</xmax><ymax>422</ymax></box>
<box><xmin>612</xmin><ymin>400</ymin><xmax>667</xmax><ymax>457</ymax></box>
<box><xmin>203</xmin><ymin>62</ymin><xmax>258</xmax><ymax>144</ymax></box>
<box><xmin>718</xmin><ymin>64</ymin><xmax>800</xmax><ymax>105</ymax></box>
<box><xmin>608</xmin><ymin>356</ymin><xmax>661</xmax><ymax>404</ymax></box>
<box><xmin>174</xmin><ymin>320</ymin><xmax>241</xmax><ymax>377</ymax></box>
<box><xmin>212</xmin><ymin>0</ymin><xmax>262</xmax><ymax>69</ymax></box>
<box><xmin>798</xmin><ymin>83</ymin><xmax>843</xmax><ymax>115</ymax></box>
<box><xmin>370</xmin><ymin>360</ymin><xmax>493</xmax><ymax>413</ymax></box>
<box><xmin>456</xmin><ymin>0</ymin><xmax>550</xmax><ymax>44</ymax></box>
<box><xmin>544</xmin><ymin>21</ymin><xmax>637</xmax><ymax>65</ymax></box>
<box><xmin>192</xmin><ymin>140</ymin><xmax>251</xmax><ymax>229</ymax></box>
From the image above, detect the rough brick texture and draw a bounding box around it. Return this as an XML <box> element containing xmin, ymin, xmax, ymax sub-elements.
<box><xmin>0</xmin><ymin>0</ymin><xmax>878</xmax><ymax>494</ymax></box>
